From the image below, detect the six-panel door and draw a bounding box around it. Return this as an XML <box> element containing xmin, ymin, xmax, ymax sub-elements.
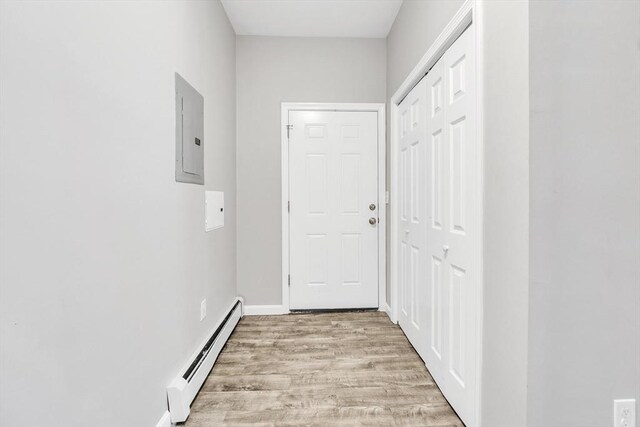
<box><xmin>397</xmin><ymin>26</ymin><xmax>478</xmax><ymax>427</ymax></box>
<box><xmin>397</xmin><ymin>78</ymin><xmax>428</xmax><ymax>359</ymax></box>
<box><xmin>289</xmin><ymin>111</ymin><xmax>379</xmax><ymax>310</ymax></box>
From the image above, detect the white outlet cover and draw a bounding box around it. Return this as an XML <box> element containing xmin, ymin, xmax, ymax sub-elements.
<box><xmin>615</xmin><ymin>399</ymin><xmax>636</xmax><ymax>427</ymax></box>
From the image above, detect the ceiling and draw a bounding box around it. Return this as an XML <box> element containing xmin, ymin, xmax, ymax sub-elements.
<box><xmin>220</xmin><ymin>0</ymin><xmax>403</xmax><ymax>39</ymax></box>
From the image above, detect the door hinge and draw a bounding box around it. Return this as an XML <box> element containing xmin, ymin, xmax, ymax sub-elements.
<box><xmin>288</xmin><ymin>274</ymin><xmax>291</xmax><ymax>287</ymax></box>
<box><xmin>286</xmin><ymin>124</ymin><xmax>293</xmax><ymax>139</ymax></box>
<box><xmin>288</xmin><ymin>201</ymin><xmax>290</xmax><ymax>213</ymax></box>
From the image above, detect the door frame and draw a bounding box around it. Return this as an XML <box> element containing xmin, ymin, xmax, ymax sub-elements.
<box><xmin>281</xmin><ymin>103</ymin><xmax>387</xmax><ymax>313</ymax></box>
<box><xmin>389</xmin><ymin>0</ymin><xmax>484</xmax><ymax>425</ymax></box>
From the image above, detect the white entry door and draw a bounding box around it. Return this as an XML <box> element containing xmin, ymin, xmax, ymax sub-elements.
<box><xmin>397</xmin><ymin>26</ymin><xmax>478</xmax><ymax>426</ymax></box>
<box><xmin>397</xmin><ymin>77</ymin><xmax>428</xmax><ymax>358</ymax></box>
<box><xmin>288</xmin><ymin>110</ymin><xmax>379</xmax><ymax>310</ymax></box>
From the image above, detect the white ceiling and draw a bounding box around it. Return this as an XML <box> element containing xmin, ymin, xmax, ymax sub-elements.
<box><xmin>220</xmin><ymin>0</ymin><xmax>403</xmax><ymax>39</ymax></box>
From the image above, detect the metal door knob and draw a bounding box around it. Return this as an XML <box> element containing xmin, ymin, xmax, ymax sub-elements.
<box><xmin>369</xmin><ymin>217</ymin><xmax>377</xmax><ymax>225</ymax></box>
<box><xmin>443</xmin><ymin>245</ymin><xmax>449</xmax><ymax>256</ymax></box>
<box><xmin>369</xmin><ymin>203</ymin><xmax>376</xmax><ymax>211</ymax></box>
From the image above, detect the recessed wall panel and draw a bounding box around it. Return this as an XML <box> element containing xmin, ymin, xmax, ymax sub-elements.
<box><xmin>449</xmin><ymin>264</ymin><xmax>466</xmax><ymax>386</ymax></box>
<box><xmin>400</xmin><ymin>110</ymin><xmax>408</xmax><ymax>138</ymax></box>
<box><xmin>411</xmin><ymin>245</ymin><xmax>420</xmax><ymax>328</ymax></box>
<box><xmin>410</xmin><ymin>141</ymin><xmax>420</xmax><ymax>223</ymax></box>
<box><xmin>340</xmin><ymin>154</ymin><xmax>360</xmax><ymax>214</ymax></box>
<box><xmin>401</xmin><ymin>241</ymin><xmax>408</xmax><ymax>316</ymax></box>
<box><xmin>432</xmin><ymin>77</ymin><xmax>442</xmax><ymax>117</ymax></box>
<box><xmin>431</xmin><ymin>129</ymin><xmax>443</xmax><ymax>230</ymax></box>
<box><xmin>450</xmin><ymin>117</ymin><xmax>466</xmax><ymax>234</ymax></box>
<box><xmin>341</xmin><ymin>125</ymin><xmax>359</xmax><ymax>140</ymax></box>
<box><xmin>411</xmin><ymin>98</ymin><xmax>420</xmax><ymax>130</ymax></box>
<box><xmin>306</xmin><ymin>154</ymin><xmax>327</xmax><ymax>215</ymax></box>
<box><xmin>431</xmin><ymin>256</ymin><xmax>443</xmax><ymax>359</ymax></box>
<box><xmin>307</xmin><ymin>234</ymin><xmax>328</xmax><ymax>286</ymax></box>
<box><xmin>341</xmin><ymin>234</ymin><xmax>361</xmax><ymax>285</ymax></box>
<box><xmin>401</xmin><ymin>148</ymin><xmax>409</xmax><ymax>221</ymax></box>
<box><xmin>449</xmin><ymin>54</ymin><xmax>466</xmax><ymax>103</ymax></box>
<box><xmin>306</xmin><ymin>124</ymin><xmax>327</xmax><ymax>139</ymax></box>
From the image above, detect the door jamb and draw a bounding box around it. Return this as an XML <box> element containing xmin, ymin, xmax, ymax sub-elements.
<box><xmin>281</xmin><ymin>103</ymin><xmax>387</xmax><ymax>313</ymax></box>
<box><xmin>389</xmin><ymin>0</ymin><xmax>484</xmax><ymax>425</ymax></box>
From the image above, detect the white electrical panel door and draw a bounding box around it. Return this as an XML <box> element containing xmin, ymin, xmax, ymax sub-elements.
<box><xmin>397</xmin><ymin>76</ymin><xmax>429</xmax><ymax>360</ymax></box>
<box><xmin>175</xmin><ymin>73</ymin><xmax>204</xmax><ymax>185</ymax></box>
<box><xmin>205</xmin><ymin>191</ymin><xmax>224</xmax><ymax>231</ymax></box>
<box><xmin>182</xmin><ymin>94</ymin><xmax>204</xmax><ymax>177</ymax></box>
<box><xmin>289</xmin><ymin>111</ymin><xmax>379</xmax><ymax>310</ymax></box>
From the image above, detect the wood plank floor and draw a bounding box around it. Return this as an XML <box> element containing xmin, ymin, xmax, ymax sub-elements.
<box><xmin>184</xmin><ymin>311</ymin><xmax>464</xmax><ymax>427</ymax></box>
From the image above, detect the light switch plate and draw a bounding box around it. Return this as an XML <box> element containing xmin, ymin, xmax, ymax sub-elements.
<box><xmin>205</xmin><ymin>191</ymin><xmax>224</xmax><ymax>231</ymax></box>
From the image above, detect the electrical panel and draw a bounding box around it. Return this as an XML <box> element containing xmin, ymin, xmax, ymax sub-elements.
<box><xmin>175</xmin><ymin>73</ymin><xmax>204</xmax><ymax>184</ymax></box>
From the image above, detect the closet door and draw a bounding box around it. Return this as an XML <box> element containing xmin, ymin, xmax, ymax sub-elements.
<box><xmin>424</xmin><ymin>26</ymin><xmax>478</xmax><ymax>426</ymax></box>
<box><xmin>424</xmin><ymin>56</ymin><xmax>448</xmax><ymax>389</ymax></box>
<box><xmin>397</xmin><ymin>77</ymin><xmax>428</xmax><ymax>359</ymax></box>
<box><xmin>396</xmin><ymin>24</ymin><xmax>478</xmax><ymax>427</ymax></box>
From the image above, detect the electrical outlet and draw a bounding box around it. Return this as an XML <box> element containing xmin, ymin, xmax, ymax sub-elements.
<box><xmin>200</xmin><ymin>299</ymin><xmax>207</xmax><ymax>321</ymax></box>
<box><xmin>615</xmin><ymin>399</ymin><xmax>636</xmax><ymax>427</ymax></box>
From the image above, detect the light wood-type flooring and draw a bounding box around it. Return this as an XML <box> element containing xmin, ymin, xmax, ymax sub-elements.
<box><xmin>184</xmin><ymin>311</ymin><xmax>464</xmax><ymax>426</ymax></box>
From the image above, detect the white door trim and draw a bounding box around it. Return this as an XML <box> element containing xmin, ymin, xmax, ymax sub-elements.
<box><xmin>281</xmin><ymin>103</ymin><xmax>386</xmax><ymax>313</ymax></box>
<box><xmin>390</xmin><ymin>1</ymin><xmax>484</xmax><ymax>425</ymax></box>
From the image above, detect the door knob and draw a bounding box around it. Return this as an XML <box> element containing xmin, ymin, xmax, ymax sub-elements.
<box><xmin>443</xmin><ymin>245</ymin><xmax>449</xmax><ymax>256</ymax></box>
<box><xmin>369</xmin><ymin>203</ymin><xmax>376</xmax><ymax>211</ymax></box>
<box><xmin>369</xmin><ymin>217</ymin><xmax>377</xmax><ymax>225</ymax></box>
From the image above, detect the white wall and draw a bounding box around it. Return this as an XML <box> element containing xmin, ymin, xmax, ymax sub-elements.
<box><xmin>480</xmin><ymin>2</ymin><xmax>530</xmax><ymax>425</ymax></box>
<box><xmin>0</xmin><ymin>1</ymin><xmax>237</xmax><ymax>426</ymax></box>
<box><xmin>528</xmin><ymin>1</ymin><xmax>640</xmax><ymax>426</ymax></box>
<box><xmin>236</xmin><ymin>36</ymin><xmax>386</xmax><ymax>305</ymax></box>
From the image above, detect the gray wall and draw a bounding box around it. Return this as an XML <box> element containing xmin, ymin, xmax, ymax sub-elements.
<box><xmin>236</xmin><ymin>36</ymin><xmax>386</xmax><ymax>305</ymax></box>
<box><xmin>386</xmin><ymin>0</ymin><xmax>465</xmax><ymax>97</ymax></box>
<box><xmin>528</xmin><ymin>1</ymin><xmax>640</xmax><ymax>426</ymax></box>
<box><xmin>387</xmin><ymin>2</ymin><xmax>530</xmax><ymax>425</ymax></box>
<box><xmin>0</xmin><ymin>1</ymin><xmax>237</xmax><ymax>426</ymax></box>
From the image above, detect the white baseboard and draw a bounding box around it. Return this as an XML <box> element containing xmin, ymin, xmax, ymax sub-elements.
<box><xmin>155</xmin><ymin>411</ymin><xmax>171</xmax><ymax>427</ymax></box>
<box><xmin>243</xmin><ymin>304</ymin><xmax>288</xmax><ymax>315</ymax></box>
<box><xmin>380</xmin><ymin>302</ymin><xmax>395</xmax><ymax>323</ymax></box>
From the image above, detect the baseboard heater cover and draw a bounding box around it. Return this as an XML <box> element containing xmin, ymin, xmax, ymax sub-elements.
<box><xmin>167</xmin><ymin>298</ymin><xmax>243</xmax><ymax>423</ymax></box>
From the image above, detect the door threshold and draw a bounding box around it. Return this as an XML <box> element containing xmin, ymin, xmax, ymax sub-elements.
<box><xmin>289</xmin><ymin>307</ymin><xmax>379</xmax><ymax>314</ymax></box>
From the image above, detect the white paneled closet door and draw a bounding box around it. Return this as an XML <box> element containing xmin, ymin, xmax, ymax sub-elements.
<box><xmin>426</xmin><ymin>26</ymin><xmax>477</xmax><ymax>427</ymax></box>
<box><xmin>397</xmin><ymin>77</ymin><xmax>428</xmax><ymax>359</ymax></box>
<box><xmin>397</xmin><ymin>26</ymin><xmax>478</xmax><ymax>427</ymax></box>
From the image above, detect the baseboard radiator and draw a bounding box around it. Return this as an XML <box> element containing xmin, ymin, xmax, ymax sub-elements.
<box><xmin>167</xmin><ymin>298</ymin><xmax>243</xmax><ymax>424</ymax></box>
